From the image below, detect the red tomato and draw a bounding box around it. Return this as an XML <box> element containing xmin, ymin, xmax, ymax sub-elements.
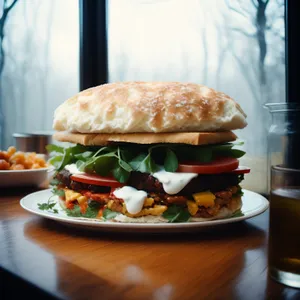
<box><xmin>71</xmin><ymin>173</ymin><xmax>124</xmax><ymax>188</ymax></box>
<box><xmin>230</xmin><ymin>166</ymin><xmax>251</xmax><ymax>174</ymax></box>
<box><xmin>177</xmin><ymin>157</ymin><xmax>239</xmax><ymax>174</ymax></box>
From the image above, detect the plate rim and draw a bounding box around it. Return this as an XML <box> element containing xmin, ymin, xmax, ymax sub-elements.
<box><xmin>20</xmin><ymin>188</ymin><xmax>269</xmax><ymax>229</ymax></box>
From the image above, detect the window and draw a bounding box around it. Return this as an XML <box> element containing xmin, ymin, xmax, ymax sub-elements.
<box><xmin>1</xmin><ymin>0</ymin><xmax>285</xmax><ymax>194</ymax></box>
<box><xmin>0</xmin><ymin>0</ymin><xmax>79</xmax><ymax>147</ymax></box>
<box><xmin>107</xmin><ymin>0</ymin><xmax>285</xmax><ymax>193</ymax></box>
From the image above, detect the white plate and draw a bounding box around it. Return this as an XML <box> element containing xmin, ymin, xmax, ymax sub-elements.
<box><xmin>0</xmin><ymin>167</ymin><xmax>54</xmax><ymax>188</ymax></box>
<box><xmin>20</xmin><ymin>189</ymin><xmax>269</xmax><ymax>233</ymax></box>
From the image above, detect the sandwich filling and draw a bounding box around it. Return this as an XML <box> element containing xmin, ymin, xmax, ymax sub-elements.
<box><xmin>47</xmin><ymin>142</ymin><xmax>249</xmax><ymax>222</ymax></box>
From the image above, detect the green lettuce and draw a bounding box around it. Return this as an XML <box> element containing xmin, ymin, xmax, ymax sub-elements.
<box><xmin>47</xmin><ymin>142</ymin><xmax>245</xmax><ymax>183</ymax></box>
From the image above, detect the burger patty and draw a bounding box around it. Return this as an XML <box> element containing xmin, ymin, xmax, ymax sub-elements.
<box><xmin>55</xmin><ymin>169</ymin><xmax>239</xmax><ymax>195</ymax></box>
<box><xmin>128</xmin><ymin>171</ymin><xmax>239</xmax><ymax>195</ymax></box>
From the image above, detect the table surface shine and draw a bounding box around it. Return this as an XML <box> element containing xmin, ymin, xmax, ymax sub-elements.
<box><xmin>0</xmin><ymin>187</ymin><xmax>299</xmax><ymax>300</ymax></box>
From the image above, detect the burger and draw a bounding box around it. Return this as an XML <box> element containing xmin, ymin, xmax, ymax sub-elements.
<box><xmin>47</xmin><ymin>82</ymin><xmax>249</xmax><ymax>223</ymax></box>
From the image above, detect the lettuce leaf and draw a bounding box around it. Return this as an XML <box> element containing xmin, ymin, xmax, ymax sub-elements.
<box><xmin>162</xmin><ymin>205</ymin><xmax>190</xmax><ymax>223</ymax></box>
<box><xmin>47</xmin><ymin>142</ymin><xmax>246</xmax><ymax>183</ymax></box>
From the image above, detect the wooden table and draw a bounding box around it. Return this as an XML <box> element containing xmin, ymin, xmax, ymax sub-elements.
<box><xmin>0</xmin><ymin>187</ymin><xmax>299</xmax><ymax>300</ymax></box>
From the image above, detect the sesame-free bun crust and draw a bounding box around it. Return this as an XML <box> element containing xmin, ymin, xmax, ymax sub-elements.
<box><xmin>53</xmin><ymin>131</ymin><xmax>237</xmax><ymax>146</ymax></box>
<box><xmin>53</xmin><ymin>82</ymin><xmax>247</xmax><ymax>133</ymax></box>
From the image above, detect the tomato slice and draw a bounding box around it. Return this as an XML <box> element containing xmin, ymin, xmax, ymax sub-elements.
<box><xmin>230</xmin><ymin>166</ymin><xmax>251</xmax><ymax>174</ymax></box>
<box><xmin>71</xmin><ymin>173</ymin><xmax>124</xmax><ymax>188</ymax></box>
<box><xmin>177</xmin><ymin>157</ymin><xmax>239</xmax><ymax>174</ymax></box>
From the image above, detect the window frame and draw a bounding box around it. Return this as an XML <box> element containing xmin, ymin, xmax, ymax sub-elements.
<box><xmin>79</xmin><ymin>0</ymin><xmax>108</xmax><ymax>90</ymax></box>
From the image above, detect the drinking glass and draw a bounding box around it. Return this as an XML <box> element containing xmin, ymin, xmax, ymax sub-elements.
<box><xmin>265</xmin><ymin>103</ymin><xmax>300</xmax><ymax>288</ymax></box>
<box><xmin>265</xmin><ymin>103</ymin><xmax>300</xmax><ymax>188</ymax></box>
<box><xmin>268</xmin><ymin>165</ymin><xmax>300</xmax><ymax>288</ymax></box>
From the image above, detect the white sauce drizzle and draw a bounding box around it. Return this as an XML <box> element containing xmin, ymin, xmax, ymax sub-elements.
<box><xmin>64</xmin><ymin>163</ymin><xmax>85</xmax><ymax>175</ymax></box>
<box><xmin>152</xmin><ymin>170</ymin><xmax>198</xmax><ymax>194</ymax></box>
<box><xmin>113</xmin><ymin>186</ymin><xmax>147</xmax><ymax>214</ymax></box>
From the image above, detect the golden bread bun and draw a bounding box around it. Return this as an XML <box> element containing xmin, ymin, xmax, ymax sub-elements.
<box><xmin>53</xmin><ymin>131</ymin><xmax>237</xmax><ymax>146</ymax></box>
<box><xmin>53</xmin><ymin>82</ymin><xmax>247</xmax><ymax>133</ymax></box>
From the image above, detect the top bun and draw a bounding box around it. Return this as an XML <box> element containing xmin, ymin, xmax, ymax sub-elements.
<box><xmin>53</xmin><ymin>82</ymin><xmax>247</xmax><ymax>133</ymax></box>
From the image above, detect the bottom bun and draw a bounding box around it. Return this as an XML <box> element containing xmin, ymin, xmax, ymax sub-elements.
<box><xmin>113</xmin><ymin>215</ymin><xmax>169</xmax><ymax>223</ymax></box>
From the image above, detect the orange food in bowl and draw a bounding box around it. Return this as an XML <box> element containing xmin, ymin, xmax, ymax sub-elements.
<box><xmin>0</xmin><ymin>146</ymin><xmax>48</xmax><ymax>170</ymax></box>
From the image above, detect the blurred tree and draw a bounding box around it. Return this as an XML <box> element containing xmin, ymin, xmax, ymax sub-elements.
<box><xmin>0</xmin><ymin>0</ymin><xmax>18</xmax><ymax>147</ymax></box>
<box><xmin>0</xmin><ymin>0</ymin><xmax>18</xmax><ymax>75</ymax></box>
<box><xmin>225</xmin><ymin>0</ymin><xmax>270</xmax><ymax>103</ymax></box>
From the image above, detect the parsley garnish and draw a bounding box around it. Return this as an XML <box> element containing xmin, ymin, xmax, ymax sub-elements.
<box><xmin>52</xmin><ymin>188</ymin><xmax>65</xmax><ymax>197</ymax></box>
<box><xmin>236</xmin><ymin>185</ymin><xmax>244</xmax><ymax>196</ymax></box>
<box><xmin>49</xmin><ymin>178</ymin><xmax>60</xmax><ymax>186</ymax></box>
<box><xmin>162</xmin><ymin>205</ymin><xmax>190</xmax><ymax>223</ymax></box>
<box><xmin>38</xmin><ymin>199</ymin><xmax>58</xmax><ymax>214</ymax></box>
<box><xmin>237</xmin><ymin>174</ymin><xmax>245</xmax><ymax>185</ymax></box>
<box><xmin>65</xmin><ymin>201</ymin><xmax>102</xmax><ymax>218</ymax></box>
<box><xmin>103</xmin><ymin>208</ymin><xmax>119</xmax><ymax>220</ymax></box>
<box><xmin>65</xmin><ymin>204</ymin><xmax>119</xmax><ymax>220</ymax></box>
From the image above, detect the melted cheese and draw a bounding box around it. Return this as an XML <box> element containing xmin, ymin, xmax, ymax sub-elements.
<box><xmin>113</xmin><ymin>186</ymin><xmax>147</xmax><ymax>214</ymax></box>
<box><xmin>152</xmin><ymin>170</ymin><xmax>198</xmax><ymax>194</ymax></box>
<box><xmin>64</xmin><ymin>163</ymin><xmax>85</xmax><ymax>175</ymax></box>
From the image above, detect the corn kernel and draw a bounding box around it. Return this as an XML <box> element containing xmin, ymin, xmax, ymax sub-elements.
<box><xmin>77</xmin><ymin>196</ymin><xmax>88</xmax><ymax>204</ymax></box>
<box><xmin>107</xmin><ymin>200</ymin><xmax>114</xmax><ymax>209</ymax></box>
<box><xmin>65</xmin><ymin>189</ymin><xmax>82</xmax><ymax>203</ymax></box>
<box><xmin>187</xmin><ymin>200</ymin><xmax>198</xmax><ymax>216</ymax></box>
<box><xmin>144</xmin><ymin>197</ymin><xmax>154</xmax><ymax>207</ymax></box>
<box><xmin>192</xmin><ymin>191</ymin><xmax>216</xmax><ymax>208</ymax></box>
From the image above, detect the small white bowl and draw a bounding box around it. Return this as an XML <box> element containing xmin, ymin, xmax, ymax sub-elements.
<box><xmin>0</xmin><ymin>167</ymin><xmax>54</xmax><ymax>188</ymax></box>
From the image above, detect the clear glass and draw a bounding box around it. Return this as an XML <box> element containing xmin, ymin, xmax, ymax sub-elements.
<box><xmin>268</xmin><ymin>165</ymin><xmax>300</xmax><ymax>288</ymax></box>
<box><xmin>264</xmin><ymin>103</ymin><xmax>300</xmax><ymax>190</ymax></box>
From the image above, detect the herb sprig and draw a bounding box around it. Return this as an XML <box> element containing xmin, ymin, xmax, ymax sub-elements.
<box><xmin>103</xmin><ymin>208</ymin><xmax>119</xmax><ymax>220</ymax></box>
<box><xmin>64</xmin><ymin>202</ymin><xmax>119</xmax><ymax>220</ymax></box>
<box><xmin>65</xmin><ymin>201</ymin><xmax>101</xmax><ymax>218</ymax></box>
<box><xmin>162</xmin><ymin>205</ymin><xmax>190</xmax><ymax>223</ymax></box>
<box><xmin>38</xmin><ymin>199</ymin><xmax>59</xmax><ymax>214</ymax></box>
